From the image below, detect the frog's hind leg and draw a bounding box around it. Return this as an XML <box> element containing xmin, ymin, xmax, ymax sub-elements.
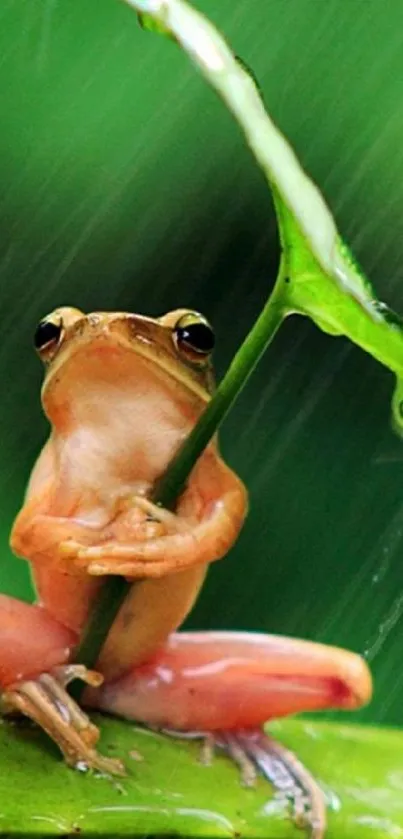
<box><xmin>86</xmin><ymin>630</ymin><xmax>372</xmax><ymax>836</ymax></box>
<box><xmin>87</xmin><ymin>630</ymin><xmax>372</xmax><ymax>729</ymax></box>
<box><xmin>0</xmin><ymin>595</ymin><xmax>123</xmax><ymax>775</ymax></box>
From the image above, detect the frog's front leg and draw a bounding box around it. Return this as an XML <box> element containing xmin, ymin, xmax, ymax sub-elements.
<box><xmin>62</xmin><ymin>467</ymin><xmax>247</xmax><ymax>579</ymax></box>
<box><xmin>10</xmin><ymin>490</ymin><xmax>105</xmax><ymax>570</ymax></box>
<box><xmin>64</xmin><ymin>484</ymin><xmax>245</xmax><ymax>580</ymax></box>
<box><xmin>0</xmin><ymin>595</ymin><xmax>123</xmax><ymax>774</ymax></box>
<box><xmin>87</xmin><ymin>631</ymin><xmax>372</xmax><ymax>838</ymax></box>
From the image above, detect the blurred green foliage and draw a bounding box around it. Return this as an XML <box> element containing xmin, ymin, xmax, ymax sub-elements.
<box><xmin>1</xmin><ymin>0</ymin><xmax>403</xmax><ymax>726</ymax></box>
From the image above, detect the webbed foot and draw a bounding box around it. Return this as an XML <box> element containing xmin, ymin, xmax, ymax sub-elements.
<box><xmin>229</xmin><ymin>730</ymin><xmax>326</xmax><ymax>839</ymax></box>
<box><xmin>1</xmin><ymin>664</ymin><xmax>124</xmax><ymax>775</ymax></box>
<box><xmin>162</xmin><ymin>727</ymin><xmax>326</xmax><ymax>839</ymax></box>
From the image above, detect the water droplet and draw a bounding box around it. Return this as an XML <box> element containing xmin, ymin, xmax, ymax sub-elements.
<box><xmin>75</xmin><ymin>760</ymin><xmax>89</xmax><ymax>773</ymax></box>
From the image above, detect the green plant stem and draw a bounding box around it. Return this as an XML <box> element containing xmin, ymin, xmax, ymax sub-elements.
<box><xmin>72</xmin><ymin>269</ymin><xmax>285</xmax><ymax>691</ymax></box>
<box><xmin>153</xmin><ymin>272</ymin><xmax>285</xmax><ymax>508</ymax></box>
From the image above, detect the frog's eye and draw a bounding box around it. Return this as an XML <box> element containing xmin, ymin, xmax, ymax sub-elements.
<box><xmin>34</xmin><ymin>317</ymin><xmax>63</xmax><ymax>360</ymax></box>
<box><xmin>174</xmin><ymin>312</ymin><xmax>215</xmax><ymax>361</ymax></box>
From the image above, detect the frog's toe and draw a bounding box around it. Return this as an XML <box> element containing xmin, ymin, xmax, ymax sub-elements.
<box><xmin>214</xmin><ymin>731</ymin><xmax>258</xmax><ymax>787</ymax></box>
<box><xmin>1</xmin><ymin>665</ymin><xmax>125</xmax><ymax>776</ymax></box>
<box><xmin>222</xmin><ymin>729</ymin><xmax>326</xmax><ymax>839</ymax></box>
<box><xmin>59</xmin><ymin>539</ymin><xmax>84</xmax><ymax>559</ymax></box>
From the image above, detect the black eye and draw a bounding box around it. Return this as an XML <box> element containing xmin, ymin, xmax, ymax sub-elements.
<box><xmin>34</xmin><ymin>319</ymin><xmax>62</xmax><ymax>353</ymax></box>
<box><xmin>175</xmin><ymin>314</ymin><xmax>215</xmax><ymax>357</ymax></box>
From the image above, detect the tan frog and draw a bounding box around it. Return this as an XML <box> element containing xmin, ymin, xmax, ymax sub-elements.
<box><xmin>0</xmin><ymin>307</ymin><xmax>372</xmax><ymax>838</ymax></box>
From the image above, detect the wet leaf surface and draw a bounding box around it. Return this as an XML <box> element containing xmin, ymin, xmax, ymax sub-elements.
<box><xmin>1</xmin><ymin>716</ymin><xmax>403</xmax><ymax>837</ymax></box>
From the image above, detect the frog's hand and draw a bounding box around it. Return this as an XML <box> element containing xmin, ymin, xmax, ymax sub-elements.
<box><xmin>10</xmin><ymin>490</ymin><xmax>102</xmax><ymax>569</ymax></box>
<box><xmin>85</xmin><ymin>630</ymin><xmax>372</xmax><ymax>728</ymax></box>
<box><xmin>0</xmin><ymin>596</ymin><xmax>123</xmax><ymax>775</ymax></box>
<box><xmin>67</xmin><ymin>470</ymin><xmax>247</xmax><ymax>579</ymax></box>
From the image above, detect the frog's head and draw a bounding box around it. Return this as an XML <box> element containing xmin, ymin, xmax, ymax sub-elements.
<box><xmin>34</xmin><ymin>307</ymin><xmax>215</xmax><ymax>430</ymax></box>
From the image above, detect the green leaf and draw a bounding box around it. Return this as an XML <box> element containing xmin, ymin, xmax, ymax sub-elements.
<box><xmin>1</xmin><ymin>716</ymin><xmax>403</xmax><ymax>837</ymax></box>
<box><xmin>271</xmin><ymin>194</ymin><xmax>403</xmax><ymax>436</ymax></box>
<box><xmin>126</xmin><ymin>0</ymin><xmax>403</xmax><ymax>431</ymax></box>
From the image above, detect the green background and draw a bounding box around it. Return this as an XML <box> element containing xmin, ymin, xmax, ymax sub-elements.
<box><xmin>1</xmin><ymin>0</ymin><xmax>403</xmax><ymax>727</ymax></box>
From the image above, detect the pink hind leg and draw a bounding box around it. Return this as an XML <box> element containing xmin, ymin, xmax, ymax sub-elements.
<box><xmin>0</xmin><ymin>594</ymin><xmax>122</xmax><ymax>774</ymax></box>
<box><xmin>87</xmin><ymin>630</ymin><xmax>372</xmax><ymax>729</ymax></box>
<box><xmin>87</xmin><ymin>630</ymin><xmax>372</xmax><ymax>839</ymax></box>
<box><xmin>0</xmin><ymin>594</ymin><xmax>75</xmax><ymax>686</ymax></box>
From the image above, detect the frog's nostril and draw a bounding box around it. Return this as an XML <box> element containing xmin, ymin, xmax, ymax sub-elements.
<box><xmin>87</xmin><ymin>313</ymin><xmax>103</xmax><ymax>328</ymax></box>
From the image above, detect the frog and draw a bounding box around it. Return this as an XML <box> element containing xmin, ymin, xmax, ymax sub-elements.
<box><xmin>0</xmin><ymin>307</ymin><xmax>372</xmax><ymax>838</ymax></box>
